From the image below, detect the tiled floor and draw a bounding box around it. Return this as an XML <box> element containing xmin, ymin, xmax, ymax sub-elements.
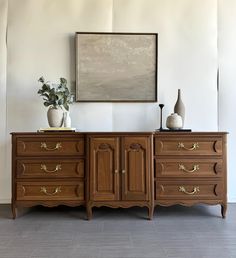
<box><xmin>0</xmin><ymin>204</ymin><xmax>235</xmax><ymax>258</ymax></box>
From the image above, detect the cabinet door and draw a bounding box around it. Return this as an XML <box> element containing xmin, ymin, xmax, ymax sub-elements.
<box><xmin>90</xmin><ymin>137</ymin><xmax>119</xmax><ymax>201</ymax></box>
<box><xmin>122</xmin><ymin>137</ymin><xmax>150</xmax><ymax>201</ymax></box>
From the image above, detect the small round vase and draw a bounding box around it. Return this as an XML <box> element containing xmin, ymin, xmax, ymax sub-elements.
<box><xmin>47</xmin><ymin>106</ymin><xmax>64</xmax><ymax>127</ymax></box>
<box><xmin>166</xmin><ymin>113</ymin><xmax>183</xmax><ymax>130</ymax></box>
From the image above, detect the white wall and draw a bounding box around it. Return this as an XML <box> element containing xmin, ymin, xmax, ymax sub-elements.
<box><xmin>218</xmin><ymin>0</ymin><xmax>236</xmax><ymax>202</ymax></box>
<box><xmin>0</xmin><ymin>0</ymin><xmax>8</xmax><ymax>203</ymax></box>
<box><xmin>0</xmin><ymin>0</ymin><xmax>235</xmax><ymax>202</ymax></box>
<box><xmin>112</xmin><ymin>0</ymin><xmax>217</xmax><ymax>131</ymax></box>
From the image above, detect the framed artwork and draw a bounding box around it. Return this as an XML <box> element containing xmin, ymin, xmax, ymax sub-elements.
<box><xmin>75</xmin><ymin>32</ymin><xmax>158</xmax><ymax>102</ymax></box>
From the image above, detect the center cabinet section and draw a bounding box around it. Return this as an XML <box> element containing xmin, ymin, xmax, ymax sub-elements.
<box><xmin>87</xmin><ymin>134</ymin><xmax>154</xmax><ymax>220</ymax></box>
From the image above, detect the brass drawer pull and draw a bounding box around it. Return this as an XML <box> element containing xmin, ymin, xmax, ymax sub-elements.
<box><xmin>178</xmin><ymin>142</ymin><xmax>199</xmax><ymax>151</ymax></box>
<box><xmin>179</xmin><ymin>164</ymin><xmax>199</xmax><ymax>173</ymax></box>
<box><xmin>41</xmin><ymin>164</ymin><xmax>61</xmax><ymax>173</ymax></box>
<box><xmin>179</xmin><ymin>186</ymin><xmax>200</xmax><ymax>195</ymax></box>
<box><xmin>40</xmin><ymin>142</ymin><xmax>62</xmax><ymax>151</ymax></box>
<box><xmin>122</xmin><ymin>170</ymin><xmax>126</xmax><ymax>174</ymax></box>
<box><xmin>40</xmin><ymin>186</ymin><xmax>61</xmax><ymax>196</ymax></box>
<box><xmin>114</xmin><ymin>170</ymin><xmax>118</xmax><ymax>174</ymax></box>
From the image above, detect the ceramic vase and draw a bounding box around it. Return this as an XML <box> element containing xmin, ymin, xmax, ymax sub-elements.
<box><xmin>47</xmin><ymin>106</ymin><xmax>64</xmax><ymax>127</ymax></box>
<box><xmin>63</xmin><ymin>111</ymin><xmax>72</xmax><ymax>128</ymax></box>
<box><xmin>174</xmin><ymin>89</ymin><xmax>185</xmax><ymax>126</ymax></box>
<box><xmin>166</xmin><ymin>113</ymin><xmax>183</xmax><ymax>130</ymax></box>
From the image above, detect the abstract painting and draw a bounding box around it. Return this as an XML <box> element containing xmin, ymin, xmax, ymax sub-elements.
<box><xmin>75</xmin><ymin>32</ymin><xmax>157</xmax><ymax>102</ymax></box>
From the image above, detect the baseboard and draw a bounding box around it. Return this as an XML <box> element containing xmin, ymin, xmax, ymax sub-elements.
<box><xmin>228</xmin><ymin>197</ymin><xmax>236</xmax><ymax>203</ymax></box>
<box><xmin>0</xmin><ymin>199</ymin><xmax>10</xmax><ymax>204</ymax></box>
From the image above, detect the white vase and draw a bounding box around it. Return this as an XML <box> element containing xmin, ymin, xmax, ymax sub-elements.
<box><xmin>47</xmin><ymin>106</ymin><xmax>64</xmax><ymax>127</ymax></box>
<box><xmin>63</xmin><ymin>111</ymin><xmax>72</xmax><ymax>128</ymax></box>
<box><xmin>166</xmin><ymin>113</ymin><xmax>183</xmax><ymax>130</ymax></box>
<box><xmin>174</xmin><ymin>89</ymin><xmax>185</xmax><ymax>126</ymax></box>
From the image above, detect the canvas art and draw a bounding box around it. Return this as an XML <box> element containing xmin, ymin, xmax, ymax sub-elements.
<box><xmin>75</xmin><ymin>32</ymin><xmax>158</xmax><ymax>102</ymax></box>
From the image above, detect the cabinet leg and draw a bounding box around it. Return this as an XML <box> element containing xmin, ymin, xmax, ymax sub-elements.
<box><xmin>148</xmin><ymin>206</ymin><xmax>154</xmax><ymax>220</ymax></box>
<box><xmin>86</xmin><ymin>205</ymin><xmax>93</xmax><ymax>220</ymax></box>
<box><xmin>11</xmin><ymin>203</ymin><xmax>17</xmax><ymax>219</ymax></box>
<box><xmin>221</xmin><ymin>204</ymin><xmax>227</xmax><ymax>218</ymax></box>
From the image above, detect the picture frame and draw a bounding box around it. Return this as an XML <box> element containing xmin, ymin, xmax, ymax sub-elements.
<box><xmin>75</xmin><ymin>32</ymin><xmax>158</xmax><ymax>102</ymax></box>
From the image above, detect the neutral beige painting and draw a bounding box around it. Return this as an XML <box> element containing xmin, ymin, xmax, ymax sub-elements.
<box><xmin>76</xmin><ymin>33</ymin><xmax>157</xmax><ymax>101</ymax></box>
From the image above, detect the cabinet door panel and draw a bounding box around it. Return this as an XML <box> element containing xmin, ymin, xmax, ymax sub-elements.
<box><xmin>90</xmin><ymin>137</ymin><xmax>119</xmax><ymax>201</ymax></box>
<box><xmin>122</xmin><ymin>137</ymin><xmax>150</xmax><ymax>201</ymax></box>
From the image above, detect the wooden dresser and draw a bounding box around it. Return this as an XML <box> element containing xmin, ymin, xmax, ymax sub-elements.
<box><xmin>11</xmin><ymin>132</ymin><xmax>85</xmax><ymax>219</ymax></box>
<box><xmin>154</xmin><ymin>132</ymin><xmax>227</xmax><ymax>217</ymax></box>
<box><xmin>11</xmin><ymin>131</ymin><xmax>227</xmax><ymax>219</ymax></box>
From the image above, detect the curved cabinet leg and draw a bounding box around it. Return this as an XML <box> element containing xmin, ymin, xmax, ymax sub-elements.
<box><xmin>148</xmin><ymin>206</ymin><xmax>154</xmax><ymax>220</ymax></box>
<box><xmin>221</xmin><ymin>203</ymin><xmax>227</xmax><ymax>218</ymax></box>
<box><xmin>11</xmin><ymin>203</ymin><xmax>17</xmax><ymax>219</ymax></box>
<box><xmin>86</xmin><ymin>205</ymin><xmax>93</xmax><ymax>220</ymax></box>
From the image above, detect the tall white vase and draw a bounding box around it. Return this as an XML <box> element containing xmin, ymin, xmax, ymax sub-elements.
<box><xmin>174</xmin><ymin>89</ymin><xmax>185</xmax><ymax>126</ymax></box>
<box><xmin>47</xmin><ymin>106</ymin><xmax>64</xmax><ymax>127</ymax></box>
<box><xmin>63</xmin><ymin>111</ymin><xmax>72</xmax><ymax>128</ymax></box>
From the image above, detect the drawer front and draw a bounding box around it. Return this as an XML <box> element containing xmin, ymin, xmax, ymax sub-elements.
<box><xmin>16</xmin><ymin>137</ymin><xmax>84</xmax><ymax>156</ymax></box>
<box><xmin>156</xmin><ymin>181</ymin><xmax>223</xmax><ymax>200</ymax></box>
<box><xmin>155</xmin><ymin>137</ymin><xmax>222</xmax><ymax>156</ymax></box>
<box><xmin>16</xmin><ymin>181</ymin><xmax>84</xmax><ymax>201</ymax></box>
<box><xmin>16</xmin><ymin>159</ymin><xmax>84</xmax><ymax>178</ymax></box>
<box><xmin>155</xmin><ymin>159</ymin><xmax>223</xmax><ymax>178</ymax></box>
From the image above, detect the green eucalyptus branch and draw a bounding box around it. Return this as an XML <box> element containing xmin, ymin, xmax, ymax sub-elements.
<box><xmin>37</xmin><ymin>76</ymin><xmax>73</xmax><ymax>111</ymax></box>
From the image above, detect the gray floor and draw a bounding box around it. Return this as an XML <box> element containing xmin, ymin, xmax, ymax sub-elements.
<box><xmin>0</xmin><ymin>204</ymin><xmax>235</xmax><ymax>258</ymax></box>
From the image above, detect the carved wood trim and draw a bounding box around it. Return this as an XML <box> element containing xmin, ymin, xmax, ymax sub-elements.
<box><xmin>157</xmin><ymin>163</ymin><xmax>164</xmax><ymax>175</ymax></box>
<box><xmin>98</xmin><ymin>143</ymin><xmax>111</xmax><ymax>150</ymax></box>
<box><xmin>76</xmin><ymin>160</ymin><xmax>84</xmax><ymax>175</ymax></box>
<box><xmin>214</xmin><ymin>184</ymin><xmax>220</xmax><ymax>196</ymax></box>
<box><xmin>213</xmin><ymin>141</ymin><xmax>222</xmax><ymax>153</ymax></box>
<box><xmin>17</xmin><ymin>163</ymin><xmax>26</xmax><ymax>177</ymax></box>
<box><xmin>214</xmin><ymin>162</ymin><xmax>222</xmax><ymax>174</ymax></box>
<box><xmin>18</xmin><ymin>141</ymin><xmax>26</xmax><ymax>151</ymax></box>
<box><xmin>155</xmin><ymin>200</ymin><xmax>223</xmax><ymax>207</ymax></box>
<box><xmin>22</xmin><ymin>186</ymin><xmax>26</xmax><ymax>196</ymax></box>
<box><xmin>76</xmin><ymin>141</ymin><xmax>81</xmax><ymax>152</ymax></box>
<box><xmin>89</xmin><ymin>202</ymin><xmax>151</xmax><ymax>209</ymax></box>
<box><xmin>76</xmin><ymin>185</ymin><xmax>80</xmax><ymax>197</ymax></box>
<box><xmin>129</xmin><ymin>143</ymin><xmax>142</xmax><ymax>150</ymax></box>
<box><xmin>18</xmin><ymin>185</ymin><xmax>26</xmax><ymax>196</ymax></box>
<box><xmin>160</xmin><ymin>184</ymin><xmax>165</xmax><ymax>192</ymax></box>
<box><xmin>15</xmin><ymin>201</ymin><xmax>85</xmax><ymax>208</ymax></box>
<box><xmin>156</xmin><ymin>141</ymin><xmax>163</xmax><ymax>153</ymax></box>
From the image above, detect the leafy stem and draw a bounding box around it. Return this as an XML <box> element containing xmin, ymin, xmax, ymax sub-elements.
<box><xmin>37</xmin><ymin>76</ymin><xmax>73</xmax><ymax>111</ymax></box>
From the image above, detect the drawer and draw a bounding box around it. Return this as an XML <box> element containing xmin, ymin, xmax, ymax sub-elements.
<box><xmin>155</xmin><ymin>159</ymin><xmax>223</xmax><ymax>178</ymax></box>
<box><xmin>156</xmin><ymin>181</ymin><xmax>223</xmax><ymax>200</ymax></box>
<box><xmin>16</xmin><ymin>137</ymin><xmax>84</xmax><ymax>156</ymax></box>
<box><xmin>155</xmin><ymin>137</ymin><xmax>222</xmax><ymax>156</ymax></box>
<box><xmin>16</xmin><ymin>181</ymin><xmax>84</xmax><ymax>201</ymax></box>
<box><xmin>16</xmin><ymin>159</ymin><xmax>84</xmax><ymax>178</ymax></box>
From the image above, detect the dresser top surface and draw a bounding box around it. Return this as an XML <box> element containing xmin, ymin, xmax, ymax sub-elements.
<box><xmin>11</xmin><ymin>131</ymin><xmax>228</xmax><ymax>136</ymax></box>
